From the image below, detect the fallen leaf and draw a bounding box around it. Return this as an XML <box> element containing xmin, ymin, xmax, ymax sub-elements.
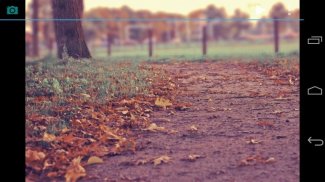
<box><xmin>65</xmin><ymin>156</ymin><xmax>86</xmax><ymax>182</ymax></box>
<box><xmin>144</xmin><ymin>123</ymin><xmax>166</xmax><ymax>132</ymax></box>
<box><xmin>189</xmin><ymin>125</ymin><xmax>198</xmax><ymax>131</ymax></box>
<box><xmin>155</xmin><ymin>98</ymin><xmax>172</xmax><ymax>109</ymax></box>
<box><xmin>43</xmin><ymin>132</ymin><xmax>56</xmax><ymax>142</ymax></box>
<box><xmin>87</xmin><ymin>156</ymin><xmax>104</xmax><ymax>165</ymax></box>
<box><xmin>61</xmin><ymin>127</ymin><xmax>70</xmax><ymax>133</ymax></box>
<box><xmin>197</xmin><ymin>75</ymin><xmax>207</xmax><ymax>81</ymax></box>
<box><xmin>135</xmin><ymin>159</ymin><xmax>149</xmax><ymax>165</ymax></box>
<box><xmin>87</xmin><ymin>138</ymin><xmax>97</xmax><ymax>143</ymax></box>
<box><xmin>187</xmin><ymin>154</ymin><xmax>205</xmax><ymax>161</ymax></box>
<box><xmin>130</xmin><ymin>113</ymin><xmax>136</xmax><ymax>121</ymax></box>
<box><xmin>264</xmin><ymin>157</ymin><xmax>276</xmax><ymax>163</ymax></box>
<box><xmin>239</xmin><ymin>156</ymin><xmax>257</xmax><ymax>166</ymax></box>
<box><xmin>43</xmin><ymin>159</ymin><xmax>55</xmax><ymax>170</ymax></box>
<box><xmin>58</xmin><ymin>134</ymin><xmax>75</xmax><ymax>144</ymax></box>
<box><xmin>168</xmin><ymin>111</ymin><xmax>176</xmax><ymax>115</ymax></box>
<box><xmin>289</xmin><ymin>77</ymin><xmax>294</xmax><ymax>85</ymax></box>
<box><xmin>121</xmin><ymin>110</ymin><xmax>129</xmax><ymax>115</ymax></box>
<box><xmin>153</xmin><ymin>155</ymin><xmax>171</xmax><ymax>166</ymax></box>
<box><xmin>168</xmin><ymin>129</ymin><xmax>178</xmax><ymax>134</ymax></box>
<box><xmin>275</xmin><ymin>96</ymin><xmax>288</xmax><ymax>100</ymax></box>
<box><xmin>270</xmin><ymin>75</ymin><xmax>277</xmax><ymax>79</ymax></box>
<box><xmin>26</xmin><ymin>150</ymin><xmax>46</xmax><ymax>162</ymax></box>
<box><xmin>207</xmin><ymin>107</ymin><xmax>216</xmax><ymax>112</ymax></box>
<box><xmin>272</xmin><ymin>110</ymin><xmax>283</xmax><ymax>114</ymax></box>
<box><xmin>246</xmin><ymin>138</ymin><xmax>262</xmax><ymax>144</ymax></box>
<box><xmin>94</xmin><ymin>146</ymin><xmax>110</xmax><ymax>156</ymax></box>
<box><xmin>100</xmin><ymin>125</ymin><xmax>123</xmax><ymax>140</ymax></box>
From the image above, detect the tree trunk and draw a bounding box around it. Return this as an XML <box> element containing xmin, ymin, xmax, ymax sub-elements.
<box><xmin>32</xmin><ymin>0</ymin><xmax>39</xmax><ymax>57</ymax></box>
<box><xmin>79</xmin><ymin>0</ymin><xmax>84</xmax><ymax>17</ymax></box>
<box><xmin>52</xmin><ymin>0</ymin><xmax>91</xmax><ymax>59</ymax></box>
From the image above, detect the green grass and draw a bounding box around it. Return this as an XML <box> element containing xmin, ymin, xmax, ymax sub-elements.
<box><xmin>91</xmin><ymin>40</ymin><xmax>299</xmax><ymax>61</ymax></box>
<box><xmin>26</xmin><ymin>57</ymin><xmax>154</xmax><ymax>116</ymax></box>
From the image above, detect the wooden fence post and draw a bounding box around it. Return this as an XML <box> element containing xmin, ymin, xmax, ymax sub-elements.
<box><xmin>202</xmin><ymin>26</ymin><xmax>207</xmax><ymax>56</ymax></box>
<box><xmin>273</xmin><ymin>20</ymin><xmax>279</xmax><ymax>53</ymax></box>
<box><xmin>107</xmin><ymin>34</ymin><xmax>112</xmax><ymax>56</ymax></box>
<box><xmin>148</xmin><ymin>29</ymin><xmax>153</xmax><ymax>57</ymax></box>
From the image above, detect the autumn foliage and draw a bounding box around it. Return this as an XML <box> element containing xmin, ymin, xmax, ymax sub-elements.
<box><xmin>25</xmin><ymin>59</ymin><xmax>186</xmax><ymax>181</ymax></box>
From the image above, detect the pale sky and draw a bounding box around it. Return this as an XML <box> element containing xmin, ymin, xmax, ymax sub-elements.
<box><xmin>26</xmin><ymin>0</ymin><xmax>299</xmax><ymax>18</ymax></box>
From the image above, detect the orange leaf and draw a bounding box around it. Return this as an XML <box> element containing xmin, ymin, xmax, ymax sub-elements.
<box><xmin>26</xmin><ymin>150</ymin><xmax>46</xmax><ymax>162</ymax></box>
<box><xmin>65</xmin><ymin>156</ymin><xmax>86</xmax><ymax>182</ymax></box>
<box><xmin>155</xmin><ymin>98</ymin><xmax>172</xmax><ymax>108</ymax></box>
<box><xmin>143</xmin><ymin>123</ymin><xmax>166</xmax><ymax>132</ymax></box>
<box><xmin>43</xmin><ymin>132</ymin><xmax>56</xmax><ymax>142</ymax></box>
<box><xmin>87</xmin><ymin>156</ymin><xmax>104</xmax><ymax>165</ymax></box>
<box><xmin>153</xmin><ymin>155</ymin><xmax>171</xmax><ymax>166</ymax></box>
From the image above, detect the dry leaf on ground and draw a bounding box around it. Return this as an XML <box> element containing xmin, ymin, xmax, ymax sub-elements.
<box><xmin>189</xmin><ymin>125</ymin><xmax>198</xmax><ymax>131</ymax></box>
<box><xmin>26</xmin><ymin>150</ymin><xmax>46</xmax><ymax>162</ymax></box>
<box><xmin>87</xmin><ymin>156</ymin><xmax>104</xmax><ymax>165</ymax></box>
<box><xmin>65</xmin><ymin>156</ymin><xmax>86</xmax><ymax>182</ymax></box>
<box><xmin>153</xmin><ymin>155</ymin><xmax>171</xmax><ymax>166</ymax></box>
<box><xmin>168</xmin><ymin>129</ymin><xmax>178</xmax><ymax>134</ymax></box>
<box><xmin>264</xmin><ymin>157</ymin><xmax>276</xmax><ymax>163</ymax></box>
<box><xmin>155</xmin><ymin>98</ymin><xmax>172</xmax><ymax>108</ymax></box>
<box><xmin>43</xmin><ymin>132</ymin><xmax>56</xmax><ymax>142</ymax></box>
<box><xmin>246</xmin><ymin>138</ymin><xmax>262</xmax><ymax>144</ymax></box>
<box><xmin>135</xmin><ymin>159</ymin><xmax>150</xmax><ymax>165</ymax></box>
<box><xmin>143</xmin><ymin>123</ymin><xmax>166</xmax><ymax>132</ymax></box>
<box><xmin>121</xmin><ymin>110</ymin><xmax>129</xmax><ymax>115</ymax></box>
<box><xmin>187</xmin><ymin>154</ymin><xmax>205</xmax><ymax>161</ymax></box>
<box><xmin>272</xmin><ymin>110</ymin><xmax>283</xmax><ymax>114</ymax></box>
<box><xmin>100</xmin><ymin>125</ymin><xmax>123</xmax><ymax>140</ymax></box>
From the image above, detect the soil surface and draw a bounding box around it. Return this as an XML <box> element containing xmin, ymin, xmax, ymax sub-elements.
<box><xmin>83</xmin><ymin>61</ymin><xmax>299</xmax><ymax>182</ymax></box>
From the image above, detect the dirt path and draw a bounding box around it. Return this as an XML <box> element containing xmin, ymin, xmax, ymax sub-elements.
<box><xmin>83</xmin><ymin>61</ymin><xmax>299</xmax><ymax>182</ymax></box>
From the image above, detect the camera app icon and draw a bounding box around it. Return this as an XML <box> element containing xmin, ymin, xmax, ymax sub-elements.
<box><xmin>7</xmin><ymin>6</ymin><xmax>19</xmax><ymax>15</ymax></box>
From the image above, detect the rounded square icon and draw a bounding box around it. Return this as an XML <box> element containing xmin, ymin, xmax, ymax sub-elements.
<box><xmin>7</xmin><ymin>6</ymin><xmax>19</xmax><ymax>15</ymax></box>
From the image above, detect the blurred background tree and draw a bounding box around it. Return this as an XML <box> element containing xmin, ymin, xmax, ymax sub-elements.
<box><xmin>230</xmin><ymin>9</ymin><xmax>251</xmax><ymax>39</ymax></box>
<box><xmin>205</xmin><ymin>5</ymin><xmax>228</xmax><ymax>40</ymax></box>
